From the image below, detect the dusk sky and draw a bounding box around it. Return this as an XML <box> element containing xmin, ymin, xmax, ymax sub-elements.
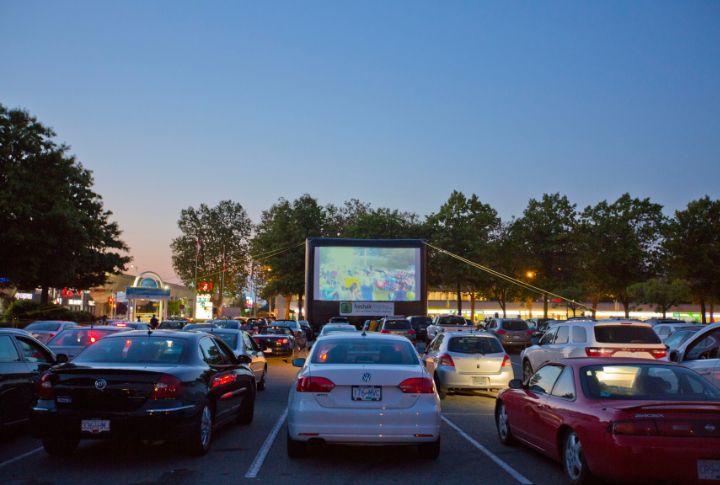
<box><xmin>2</xmin><ymin>1</ymin><xmax>719</xmax><ymax>284</ymax></box>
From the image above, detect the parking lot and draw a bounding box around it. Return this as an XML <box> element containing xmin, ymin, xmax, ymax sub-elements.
<box><xmin>0</xmin><ymin>352</ymin><xmax>567</xmax><ymax>485</ymax></box>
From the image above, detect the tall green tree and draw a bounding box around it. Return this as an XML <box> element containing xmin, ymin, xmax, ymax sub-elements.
<box><xmin>663</xmin><ymin>196</ymin><xmax>720</xmax><ymax>323</ymax></box>
<box><xmin>486</xmin><ymin>221</ymin><xmax>523</xmax><ymax>317</ymax></box>
<box><xmin>628</xmin><ymin>278</ymin><xmax>691</xmax><ymax>318</ymax></box>
<box><xmin>579</xmin><ymin>194</ymin><xmax>666</xmax><ymax>317</ymax></box>
<box><xmin>0</xmin><ymin>105</ymin><xmax>130</xmax><ymax>303</ymax></box>
<box><xmin>171</xmin><ymin>200</ymin><xmax>253</xmax><ymax>312</ymax></box>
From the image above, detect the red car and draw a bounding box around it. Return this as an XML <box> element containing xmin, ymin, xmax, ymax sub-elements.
<box><xmin>496</xmin><ymin>358</ymin><xmax>720</xmax><ymax>484</ymax></box>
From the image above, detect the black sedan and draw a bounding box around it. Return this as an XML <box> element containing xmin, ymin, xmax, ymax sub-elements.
<box><xmin>0</xmin><ymin>329</ymin><xmax>59</xmax><ymax>428</ymax></box>
<box><xmin>253</xmin><ymin>326</ymin><xmax>296</xmax><ymax>356</ymax></box>
<box><xmin>32</xmin><ymin>330</ymin><xmax>256</xmax><ymax>456</ymax></box>
<box><xmin>47</xmin><ymin>326</ymin><xmax>125</xmax><ymax>360</ymax></box>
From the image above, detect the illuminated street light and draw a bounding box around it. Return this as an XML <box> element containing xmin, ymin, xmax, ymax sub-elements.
<box><xmin>526</xmin><ymin>271</ymin><xmax>536</xmax><ymax>279</ymax></box>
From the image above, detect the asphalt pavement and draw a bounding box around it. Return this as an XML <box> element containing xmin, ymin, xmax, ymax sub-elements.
<box><xmin>0</xmin><ymin>351</ymin><xmax>566</xmax><ymax>484</ymax></box>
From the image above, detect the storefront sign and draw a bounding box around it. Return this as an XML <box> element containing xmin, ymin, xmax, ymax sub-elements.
<box><xmin>339</xmin><ymin>301</ymin><xmax>395</xmax><ymax>316</ymax></box>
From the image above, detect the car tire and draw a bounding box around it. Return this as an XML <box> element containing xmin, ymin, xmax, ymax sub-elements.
<box><xmin>418</xmin><ymin>438</ymin><xmax>440</xmax><ymax>459</ymax></box>
<box><xmin>186</xmin><ymin>403</ymin><xmax>213</xmax><ymax>456</ymax></box>
<box><xmin>522</xmin><ymin>360</ymin><xmax>533</xmax><ymax>382</ymax></box>
<box><xmin>237</xmin><ymin>383</ymin><xmax>256</xmax><ymax>425</ymax></box>
<box><xmin>257</xmin><ymin>367</ymin><xmax>267</xmax><ymax>391</ymax></box>
<box><xmin>287</xmin><ymin>430</ymin><xmax>307</xmax><ymax>458</ymax></box>
<box><xmin>42</xmin><ymin>434</ymin><xmax>80</xmax><ymax>456</ymax></box>
<box><xmin>563</xmin><ymin>430</ymin><xmax>591</xmax><ymax>485</ymax></box>
<box><xmin>496</xmin><ymin>401</ymin><xmax>515</xmax><ymax>446</ymax></box>
<box><xmin>434</xmin><ymin>374</ymin><xmax>447</xmax><ymax>400</ymax></box>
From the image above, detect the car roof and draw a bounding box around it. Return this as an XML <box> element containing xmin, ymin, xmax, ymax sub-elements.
<box><xmin>198</xmin><ymin>327</ymin><xmax>242</xmax><ymax>334</ymax></box>
<box><xmin>0</xmin><ymin>328</ymin><xmax>32</xmax><ymax>335</ymax></box>
<box><xmin>443</xmin><ymin>331</ymin><xmax>496</xmax><ymax>338</ymax></box>
<box><xmin>317</xmin><ymin>332</ymin><xmax>408</xmax><ymax>342</ymax></box>
<box><xmin>107</xmin><ymin>329</ymin><xmax>199</xmax><ymax>339</ymax></box>
<box><xmin>59</xmin><ymin>325</ymin><xmax>124</xmax><ymax>331</ymax></box>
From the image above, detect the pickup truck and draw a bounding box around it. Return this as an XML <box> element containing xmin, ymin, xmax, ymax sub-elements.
<box><xmin>426</xmin><ymin>314</ymin><xmax>474</xmax><ymax>341</ymax></box>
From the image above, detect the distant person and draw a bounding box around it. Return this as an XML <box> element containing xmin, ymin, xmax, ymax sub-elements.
<box><xmin>150</xmin><ymin>314</ymin><xmax>158</xmax><ymax>328</ymax></box>
<box><xmin>137</xmin><ymin>316</ymin><xmax>142</xmax><ymax>322</ymax></box>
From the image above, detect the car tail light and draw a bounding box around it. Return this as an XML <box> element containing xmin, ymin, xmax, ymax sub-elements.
<box><xmin>501</xmin><ymin>354</ymin><xmax>511</xmax><ymax>367</ymax></box>
<box><xmin>650</xmin><ymin>348</ymin><xmax>668</xmax><ymax>359</ymax></box>
<box><xmin>496</xmin><ymin>329</ymin><xmax>507</xmax><ymax>336</ymax></box>
<box><xmin>408</xmin><ymin>329</ymin><xmax>416</xmax><ymax>335</ymax></box>
<box><xmin>279</xmin><ymin>338</ymin><xmax>289</xmax><ymax>344</ymax></box>
<box><xmin>296</xmin><ymin>376</ymin><xmax>335</xmax><ymax>392</ymax></box>
<box><xmin>439</xmin><ymin>353</ymin><xmax>455</xmax><ymax>367</ymax></box>
<box><xmin>211</xmin><ymin>374</ymin><xmax>236</xmax><ymax>388</ymax></box>
<box><xmin>37</xmin><ymin>372</ymin><xmax>54</xmax><ymax>400</ymax></box>
<box><xmin>585</xmin><ymin>347</ymin><xmax>615</xmax><ymax>357</ymax></box>
<box><xmin>526</xmin><ymin>330</ymin><xmax>534</xmax><ymax>336</ymax></box>
<box><xmin>611</xmin><ymin>420</ymin><xmax>659</xmax><ymax>436</ymax></box>
<box><xmin>381</xmin><ymin>329</ymin><xmax>390</xmax><ymax>334</ymax></box>
<box><xmin>399</xmin><ymin>377</ymin><xmax>434</xmax><ymax>394</ymax></box>
<box><xmin>151</xmin><ymin>375</ymin><xmax>182</xmax><ymax>399</ymax></box>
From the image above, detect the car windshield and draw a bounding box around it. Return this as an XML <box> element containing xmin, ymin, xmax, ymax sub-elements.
<box><xmin>265</xmin><ymin>326</ymin><xmax>292</xmax><ymax>335</ymax></box>
<box><xmin>448</xmin><ymin>336</ymin><xmax>503</xmax><ymax>354</ymax></box>
<box><xmin>311</xmin><ymin>339</ymin><xmax>418</xmax><ymax>365</ymax></box>
<box><xmin>26</xmin><ymin>322</ymin><xmax>62</xmax><ymax>331</ymax></box>
<box><xmin>594</xmin><ymin>325</ymin><xmax>661</xmax><ymax>344</ymax></box>
<box><xmin>581</xmin><ymin>364</ymin><xmax>720</xmax><ymax>401</ymax></box>
<box><xmin>437</xmin><ymin>316</ymin><xmax>466</xmax><ymax>326</ymax></box>
<box><xmin>322</xmin><ymin>325</ymin><xmax>357</xmax><ymax>335</ymax></box>
<box><xmin>384</xmin><ymin>320</ymin><xmax>410</xmax><ymax>330</ymax></box>
<box><xmin>665</xmin><ymin>329</ymin><xmax>700</xmax><ymax>350</ymax></box>
<box><xmin>501</xmin><ymin>320</ymin><xmax>528</xmax><ymax>331</ymax></box>
<box><xmin>73</xmin><ymin>336</ymin><xmax>187</xmax><ymax>364</ymax></box>
<box><xmin>48</xmin><ymin>329</ymin><xmax>116</xmax><ymax>346</ymax></box>
<box><xmin>214</xmin><ymin>321</ymin><xmax>240</xmax><ymax>329</ymax></box>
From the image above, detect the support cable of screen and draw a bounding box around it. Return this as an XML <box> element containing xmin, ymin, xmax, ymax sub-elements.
<box><xmin>193</xmin><ymin>242</ymin><xmax>305</xmax><ymax>282</ymax></box>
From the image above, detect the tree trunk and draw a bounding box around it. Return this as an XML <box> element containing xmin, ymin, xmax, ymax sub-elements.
<box><xmin>298</xmin><ymin>293</ymin><xmax>303</xmax><ymax>319</ymax></box>
<box><xmin>456</xmin><ymin>282</ymin><xmax>462</xmax><ymax>316</ymax></box>
<box><xmin>661</xmin><ymin>305</ymin><xmax>668</xmax><ymax>319</ymax></box>
<box><xmin>284</xmin><ymin>294</ymin><xmax>292</xmax><ymax>320</ymax></box>
<box><xmin>543</xmin><ymin>293</ymin><xmax>548</xmax><ymax>319</ymax></box>
<box><xmin>470</xmin><ymin>291</ymin><xmax>476</xmax><ymax>322</ymax></box>
<box><xmin>710</xmin><ymin>300</ymin><xmax>715</xmax><ymax>323</ymax></box>
<box><xmin>622</xmin><ymin>298</ymin><xmax>630</xmax><ymax>318</ymax></box>
<box><xmin>591</xmin><ymin>295</ymin><xmax>598</xmax><ymax>320</ymax></box>
<box><xmin>41</xmin><ymin>286</ymin><xmax>49</xmax><ymax>305</ymax></box>
<box><xmin>500</xmin><ymin>289</ymin><xmax>507</xmax><ymax>318</ymax></box>
<box><xmin>700</xmin><ymin>297</ymin><xmax>707</xmax><ymax>324</ymax></box>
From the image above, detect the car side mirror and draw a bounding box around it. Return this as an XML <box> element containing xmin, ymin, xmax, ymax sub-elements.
<box><xmin>508</xmin><ymin>379</ymin><xmax>523</xmax><ymax>390</ymax></box>
<box><xmin>55</xmin><ymin>353</ymin><xmax>69</xmax><ymax>364</ymax></box>
<box><xmin>237</xmin><ymin>354</ymin><xmax>252</xmax><ymax>365</ymax></box>
<box><xmin>669</xmin><ymin>350</ymin><xmax>680</xmax><ymax>362</ymax></box>
<box><xmin>292</xmin><ymin>358</ymin><xmax>306</xmax><ymax>368</ymax></box>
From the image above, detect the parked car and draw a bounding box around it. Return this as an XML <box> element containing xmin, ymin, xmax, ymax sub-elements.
<box><xmin>424</xmin><ymin>332</ymin><xmax>512</xmax><ymax>399</ymax></box>
<box><xmin>668</xmin><ymin>321</ymin><xmax>720</xmax><ymax>389</ymax></box>
<box><xmin>378</xmin><ymin>317</ymin><xmax>416</xmax><ymax>343</ymax></box>
<box><xmin>520</xmin><ymin>321</ymin><xmax>667</xmax><ymax>381</ymax></box>
<box><xmin>663</xmin><ymin>326</ymin><xmax>702</xmax><ymax>352</ymax></box>
<box><xmin>273</xmin><ymin>320</ymin><xmax>308</xmax><ymax>349</ymax></box>
<box><xmin>158</xmin><ymin>320</ymin><xmax>187</xmax><ymax>330</ymax></box>
<box><xmin>287</xmin><ymin>333</ymin><xmax>441</xmax><ymax>458</ymax></box>
<box><xmin>183</xmin><ymin>323</ymin><xmax>218</xmax><ymax>331</ymax></box>
<box><xmin>408</xmin><ymin>315</ymin><xmax>433</xmax><ymax>343</ymax></box>
<box><xmin>526</xmin><ymin>318</ymin><xmax>552</xmax><ymax>332</ymax></box>
<box><xmin>485</xmin><ymin>318</ymin><xmax>533</xmax><ymax>351</ymax></box>
<box><xmin>244</xmin><ymin>318</ymin><xmax>267</xmax><ymax>335</ymax></box>
<box><xmin>253</xmin><ymin>326</ymin><xmax>297</xmax><ymax>356</ymax></box>
<box><xmin>0</xmin><ymin>329</ymin><xmax>60</xmax><ymax>428</ymax></box>
<box><xmin>328</xmin><ymin>316</ymin><xmax>350</xmax><ymax>324</ymax></box>
<box><xmin>653</xmin><ymin>323</ymin><xmax>700</xmax><ymax>341</ymax></box>
<box><xmin>319</xmin><ymin>324</ymin><xmax>357</xmax><ymax>336</ymax></box>
<box><xmin>209</xmin><ymin>319</ymin><xmax>243</xmax><ymax>330</ymax></box>
<box><xmin>298</xmin><ymin>320</ymin><xmax>315</xmax><ymax>341</ymax></box>
<box><xmin>426</xmin><ymin>314</ymin><xmax>468</xmax><ymax>341</ymax></box>
<box><xmin>644</xmin><ymin>317</ymin><xmax>687</xmax><ymax>326</ymax></box>
<box><xmin>24</xmin><ymin>321</ymin><xmax>78</xmax><ymax>344</ymax></box>
<box><xmin>196</xmin><ymin>328</ymin><xmax>268</xmax><ymax>390</ymax></box>
<box><xmin>32</xmin><ymin>330</ymin><xmax>256</xmax><ymax>456</ymax></box>
<box><xmin>46</xmin><ymin>326</ymin><xmax>125</xmax><ymax>360</ymax></box>
<box><xmin>496</xmin><ymin>358</ymin><xmax>720</xmax><ymax>484</ymax></box>
<box><xmin>107</xmin><ymin>321</ymin><xmax>151</xmax><ymax>331</ymax></box>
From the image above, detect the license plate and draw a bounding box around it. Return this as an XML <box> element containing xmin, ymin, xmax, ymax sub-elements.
<box><xmin>265</xmin><ymin>347</ymin><xmax>273</xmax><ymax>353</ymax></box>
<box><xmin>352</xmin><ymin>386</ymin><xmax>382</xmax><ymax>401</ymax></box>
<box><xmin>698</xmin><ymin>460</ymin><xmax>720</xmax><ymax>480</ymax></box>
<box><xmin>81</xmin><ymin>419</ymin><xmax>110</xmax><ymax>433</ymax></box>
<box><xmin>472</xmin><ymin>376</ymin><xmax>489</xmax><ymax>385</ymax></box>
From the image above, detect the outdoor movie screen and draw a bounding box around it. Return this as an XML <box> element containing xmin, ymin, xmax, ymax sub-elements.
<box><xmin>313</xmin><ymin>246</ymin><xmax>422</xmax><ymax>302</ymax></box>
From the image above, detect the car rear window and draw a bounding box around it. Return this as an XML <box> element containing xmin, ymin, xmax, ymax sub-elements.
<box><xmin>437</xmin><ymin>316</ymin><xmax>466</xmax><ymax>326</ymax></box>
<box><xmin>448</xmin><ymin>337</ymin><xmax>502</xmax><ymax>354</ymax></box>
<box><xmin>215</xmin><ymin>333</ymin><xmax>238</xmax><ymax>348</ymax></box>
<box><xmin>48</xmin><ymin>329</ymin><xmax>117</xmax><ymax>346</ymax></box>
<box><xmin>265</xmin><ymin>326</ymin><xmax>292</xmax><ymax>335</ymax></box>
<box><xmin>384</xmin><ymin>320</ymin><xmax>410</xmax><ymax>330</ymax></box>
<box><xmin>410</xmin><ymin>317</ymin><xmax>432</xmax><ymax>327</ymax></box>
<box><xmin>322</xmin><ymin>325</ymin><xmax>357</xmax><ymax>335</ymax></box>
<box><xmin>501</xmin><ymin>320</ymin><xmax>528</xmax><ymax>331</ymax></box>
<box><xmin>581</xmin><ymin>364</ymin><xmax>720</xmax><ymax>401</ymax></box>
<box><xmin>73</xmin><ymin>336</ymin><xmax>187</xmax><ymax>364</ymax></box>
<box><xmin>159</xmin><ymin>321</ymin><xmax>185</xmax><ymax>329</ymax></box>
<box><xmin>594</xmin><ymin>325</ymin><xmax>661</xmax><ymax>344</ymax></box>
<box><xmin>214</xmin><ymin>321</ymin><xmax>240</xmax><ymax>329</ymax></box>
<box><xmin>26</xmin><ymin>322</ymin><xmax>62</xmax><ymax>331</ymax></box>
<box><xmin>311</xmin><ymin>339</ymin><xmax>418</xmax><ymax>365</ymax></box>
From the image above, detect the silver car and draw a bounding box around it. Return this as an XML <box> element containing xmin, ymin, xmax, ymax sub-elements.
<box><xmin>423</xmin><ymin>331</ymin><xmax>512</xmax><ymax>399</ymax></box>
<box><xmin>485</xmin><ymin>318</ymin><xmax>532</xmax><ymax>350</ymax></box>
<box><xmin>319</xmin><ymin>324</ymin><xmax>357</xmax><ymax>336</ymax></box>
<box><xmin>669</xmin><ymin>321</ymin><xmax>720</xmax><ymax>389</ymax></box>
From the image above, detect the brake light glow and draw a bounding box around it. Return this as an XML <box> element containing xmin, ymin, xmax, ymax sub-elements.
<box><xmin>296</xmin><ymin>376</ymin><xmax>335</xmax><ymax>392</ymax></box>
<box><xmin>585</xmin><ymin>347</ymin><xmax>615</xmax><ymax>357</ymax></box>
<box><xmin>650</xmin><ymin>349</ymin><xmax>668</xmax><ymax>359</ymax></box>
<box><xmin>212</xmin><ymin>374</ymin><xmax>236</xmax><ymax>388</ymax></box>
<box><xmin>116</xmin><ymin>323</ymin><xmax>127</xmax><ymax>327</ymax></box>
<box><xmin>151</xmin><ymin>375</ymin><xmax>182</xmax><ymax>399</ymax></box>
<box><xmin>526</xmin><ymin>330</ymin><xmax>534</xmax><ymax>336</ymax></box>
<box><xmin>501</xmin><ymin>354</ymin><xmax>511</xmax><ymax>367</ymax></box>
<box><xmin>381</xmin><ymin>329</ymin><xmax>390</xmax><ymax>334</ymax></box>
<box><xmin>439</xmin><ymin>353</ymin><xmax>455</xmax><ymax>367</ymax></box>
<box><xmin>496</xmin><ymin>329</ymin><xmax>507</xmax><ymax>336</ymax></box>
<box><xmin>37</xmin><ymin>372</ymin><xmax>54</xmax><ymax>400</ymax></box>
<box><xmin>399</xmin><ymin>377</ymin><xmax>434</xmax><ymax>394</ymax></box>
<box><xmin>279</xmin><ymin>338</ymin><xmax>289</xmax><ymax>345</ymax></box>
<box><xmin>89</xmin><ymin>335</ymin><xmax>97</xmax><ymax>344</ymax></box>
<box><xmin>408</xmin><ymin>329</ymin><xmax>416</xmax><ymax>335</ymax></box>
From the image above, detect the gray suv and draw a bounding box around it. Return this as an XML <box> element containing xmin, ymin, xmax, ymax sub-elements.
<box><xmin>485</xmin><ymin>318</ymin><xmax>532</xmax><ymax>350</ymax></box>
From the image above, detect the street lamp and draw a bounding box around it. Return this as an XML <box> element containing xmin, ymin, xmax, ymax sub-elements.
<box><xmin>525</xmin><ymin>271</ymin><xmax>536</xmax><ymax>280</ymax></box>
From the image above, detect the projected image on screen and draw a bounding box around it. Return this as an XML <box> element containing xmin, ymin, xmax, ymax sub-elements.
<box><xmin>314</xmin><ymin>247</ymin><xmax>421</xmax><ymax>302</ymax></box>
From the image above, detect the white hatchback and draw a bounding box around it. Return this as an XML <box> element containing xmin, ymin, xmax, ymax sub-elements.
<box><xmin>287</xmin><ymin>333</ymin><xmax>441</xmax><ymax>458</ymax></box>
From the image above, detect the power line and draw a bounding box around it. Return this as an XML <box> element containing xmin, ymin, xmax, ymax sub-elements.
<box><xmin>424</xmin><ymin>242</ymin><xmax>592</xmax><ymax>311</ymax></box>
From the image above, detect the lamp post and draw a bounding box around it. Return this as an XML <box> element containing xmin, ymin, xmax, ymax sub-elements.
<box><xmin>525</xmin><ymin>271</ymin><xmax>536</xmax><ymax>319</ymax></box>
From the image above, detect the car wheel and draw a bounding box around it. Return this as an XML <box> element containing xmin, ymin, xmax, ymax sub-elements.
<box><xmin>522</xmin><ymin>360</ymin><xmax>533</xmax><ymax>382</ymax></box>
<box><xmin>237</xmin><ymin>383</ymin><xmax>256</xmax><ymax>425</ymax></box>
<box><xmin>434</xmin><ymin>374</ymin><xmax>447</xmax><ymax>400</ymax></box>
<box><xmin>257</xmin><ymin>366</ymin><xmax>267</xmax><ymax>391</ymax></box>
<box><xmin>287</xmin><ymin>430</ymin><xmax>307</xmax><ymax>458</ymax></box>
<box><xmin>417</xmin><ymin>437</ymin><xmax>440</xmax><ymax>459</ymax></box>
<box><xmin>186</xmin><ymin>403</ymin><xmax>213</xmax><ymax>456</ymax></box>
<box><xmin>42</xmin><ymin>434</ymin><xmax>80</xmax><ymax>455</ymax></box>
<box><xmin>496</xmin><ymin>401</ymin><xmax>515</xmax><ymax>445</ymax></box>
<box><xmin>563</xmin><ymin>430</ymin><xmax>591</xmax><ymax>485</ymax></box>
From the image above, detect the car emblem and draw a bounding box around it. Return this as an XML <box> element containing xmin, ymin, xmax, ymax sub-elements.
<box><xmin>705</xmin><ymin>424</ymin><xmax>716</xmax><ymax>432</ymax></box>
<box><xmin>94</xmin><ymin>378</ymin><xmax>107</xmax><ymax>391</ymax></box>
<box><xmin>362</xmin><ymin>372</ymin><xmax>371</xmax><ymax>383</ymax></box>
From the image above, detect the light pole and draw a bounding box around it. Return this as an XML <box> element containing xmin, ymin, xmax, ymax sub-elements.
<box><xmin>525</xmin><ymin>271</ymin><xmax>536</xmax><ymax>319</ymax></box>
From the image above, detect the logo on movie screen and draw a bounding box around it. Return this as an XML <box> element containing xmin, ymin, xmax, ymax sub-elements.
<box><xmin>95</xmin><ymin>378</ymin><xmax>107</xmax><ymax>391</ymax></box>
<box><xmin>362</xmin><ymin>372</ymin><xmax>371</xmax><ymax>383</ymax></box>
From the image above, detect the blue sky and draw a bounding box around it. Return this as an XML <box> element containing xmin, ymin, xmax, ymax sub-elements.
<box><xmin>2</xmin><ymin>1</ymin><xmax>719</xmax><ymax>283</ymax></box>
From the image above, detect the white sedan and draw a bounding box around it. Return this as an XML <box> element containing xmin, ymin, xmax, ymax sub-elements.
<box><xmin>287</xmin><ymin>333</ymin><xmax>441</xmax><ymax>458</ymax></box>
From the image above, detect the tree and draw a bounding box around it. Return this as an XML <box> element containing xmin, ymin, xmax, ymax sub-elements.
<box><xmin>171</xmin><ymin>200</ymin><xmax>253</xmax><ymax>311</ymax></box>
<box><xmin>486</xmin><ymin>222</ymin><xmax>523</xmax><ymax>317</ymax></box>
<box><xmin>427</xmin><ymin>191</ymin><xmax>500</xmax><ymax>315</ymax></box>
<box><xmin>579</xmin><ymin>194</ymin><xmax>666</xmax><ymax>317</ymax></box>
<box><xmin>0</xmin><ymin>105</ymin><xmax>130</xmax><ymax>302</ymax></box>
<box><xmin>663</xmin><ymin>197</ymin><xmax>720</xmax><ymax>323</ymax></box>
<box><xmin>628</xmin><ymin>278</ymin><xmax>691</xmax><ymax>318</ymax></box>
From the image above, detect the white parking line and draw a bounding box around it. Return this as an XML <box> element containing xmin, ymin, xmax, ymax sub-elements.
<box><xmin>442</xmin><ymin>416</ymin><xmax>533</xmax><ymax>485</ymax></box>
<box><xmin>244</xmin><ymin>407</ymin><xmax>288</xmax><ymax>479</ymax></box>
<box><xmin>0</xmin><ymin>447</ymin><xmax>43</xmax><ymax>470</ymax></box>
